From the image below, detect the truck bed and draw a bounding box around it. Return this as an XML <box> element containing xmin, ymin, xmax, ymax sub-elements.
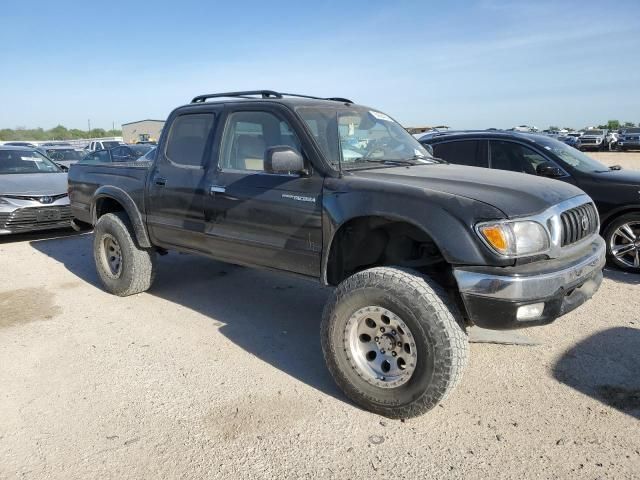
<box><xmin>68</xmin><ymin>161</ymin><xmax>151</xmax><ymax>225</ymax></box>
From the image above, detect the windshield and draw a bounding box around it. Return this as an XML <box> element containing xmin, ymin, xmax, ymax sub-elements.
<box><xmin>537</xmin><ymin>138</ymin><xmax>610</xmax><ymax>173</ymax></box>
<box><xmin>0</xmin><ymin>149</ymin><xmax>62</xmax><ymax>174</ymax></box>
<box><xmin>623</xmin><ymin>128</ymin><xmax>640</xmax><ymax>134</ymax></box>
<box><xmin>583</xmin><ymin>130</ymin><xmax>605</xmax><ymax>136</ymax></box>
<box><xmin>102</xmin><ymin>141</ymin><xmax>122</xmax><ymax>149</ymax></box>
<box><xmin>296</xmin><ymin>105</ymin><xmax>434</xmax><ymax>170</ymax></box>
<box><xmin>45</xmin><ymin>149</ymin><xmax>84</xmax><ymax>161</ymax></box>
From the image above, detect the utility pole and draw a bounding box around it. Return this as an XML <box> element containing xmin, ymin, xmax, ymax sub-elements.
<box><xmin>88</xmin><ymin>119</ymin><xmax>91</xmax><ymax>139</ymax></box>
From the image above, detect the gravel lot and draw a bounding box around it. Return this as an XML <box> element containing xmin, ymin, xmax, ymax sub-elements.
<box><xmin>1</xmin><ymin>152</ymin><xmax>639</xmax><ymax>479</ymax></box>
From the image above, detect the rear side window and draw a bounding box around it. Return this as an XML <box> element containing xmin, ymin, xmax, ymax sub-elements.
<box><xmin>432</xmin><ymin>140</ymin><xmax>487</xmax><ymax>167</ymax></box>
<box><xmin>165</xmin><ymin>113</ymin><xmax>215</xmax><ymax>167</ymax></box>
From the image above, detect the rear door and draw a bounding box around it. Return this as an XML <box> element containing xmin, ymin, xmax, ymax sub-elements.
<box><xmin>146</xmin><ymin>105</ymin><xmax>221</xmax><ymax>252</ymax></box>
<box><xmin>431</xmin><ymin>139</ymin><xmax>488</xmax><ymax>168</ymax></box>
<box><xmin>202</xmin><ymin>105</ymin><xmax>323</xmax><ymax>277</ymax></box>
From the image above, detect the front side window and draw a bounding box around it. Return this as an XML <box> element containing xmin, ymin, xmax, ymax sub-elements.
<box><xmin>219</xmin><ymin>111</ymin><xmax>301</xmax><ymax>172</ymax></box>
<box><xmin>432</xmin><ymin>140</ymin><xmax>487</xmax><ymax>167</ymax></box>
<box><xmin>297</xmin><ymin>105</ymin><xmax>433</xmax><ymax>170</ymax></box>
<box><xmin>165</xmin><ymin>113</ymin><xmax>215</xmax><ymax>167</ymax></box>
<box><xmin>0</xmin><ymin>149</ymin><xmax>61</xmax><ymax>174</ymax></box>
<box><xmin>490</xmin><ymin>141</ymin><xmax>549</xmax><ymax>175</ymax></box>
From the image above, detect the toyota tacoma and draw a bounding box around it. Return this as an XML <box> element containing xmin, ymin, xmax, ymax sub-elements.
<box><xmin>68</xmin><ymin>90</ymin><xmax>605</xmax><ymax>418</ymax></box>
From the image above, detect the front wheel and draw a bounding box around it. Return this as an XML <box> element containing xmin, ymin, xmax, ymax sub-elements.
<box><xmin>321</xmin><ymin>267</ymin><xmax>469</xmax><ymax>418</ymax></box>
<box><xmin>604</xmin><ymin>213</ymin><xmax>640</xmax><ymax>272</ymax></box>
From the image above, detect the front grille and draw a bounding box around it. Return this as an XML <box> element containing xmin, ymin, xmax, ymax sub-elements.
<box><xmin>3</xmin><ymin>193</ymin><xmax>68</xmax><ymax>203</ymax></box>
<box><xmin>560</xmin><ymin>203</ymin><xmax>598</xmax><ymax>247</ymax></box>
<box><xmin>0</xmin><ymin>206</ymin><xmax>72</xmax><ymax>231</ymax></box>
<box><xmin>580</xmin><ymin>138</ymin><xmax>597</xmax><ymax>144</ymax></box>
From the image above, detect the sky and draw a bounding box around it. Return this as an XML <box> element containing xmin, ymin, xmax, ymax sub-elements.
<box><xmin>1</xmin><ymin>0</ymin><xmax>639</xmax><ymax>131</ymax></box>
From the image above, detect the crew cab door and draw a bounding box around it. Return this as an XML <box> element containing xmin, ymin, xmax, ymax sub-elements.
<box><xmin>146</xmin><ymin>106</ymin><xmax>221</xmax><ymax>251</ymax></box>
<box><xmin>203</xmin><ymin>106</ymin><xmax>323</xmax><ymax>277</ymax></box>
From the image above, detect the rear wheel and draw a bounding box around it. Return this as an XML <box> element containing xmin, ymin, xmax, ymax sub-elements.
<box><xmin>321</xmin><ymin>267</ymin><xmax>468</xmax><ymax>418</ymax></box>
<box><xmin>604</xmin><ymin>213</ymin><xmax>640</xmax><ymax>273</ymax></box>
<box><xmin>93</xmin><ymin>212</ymin><xmax>156</xmax><ymax>296</ymax></box>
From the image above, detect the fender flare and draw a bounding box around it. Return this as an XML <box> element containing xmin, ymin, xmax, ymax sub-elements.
<box><xmin>91</xmin><ymin>185</ymin><xmax>151</xmax><ymax>248</ymax></box>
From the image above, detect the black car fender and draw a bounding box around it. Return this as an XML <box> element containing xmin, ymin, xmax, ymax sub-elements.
<box><xmin>320</xmin><ymin>180</ymin><xmax>511</xmax><ymax>284</ymax></box>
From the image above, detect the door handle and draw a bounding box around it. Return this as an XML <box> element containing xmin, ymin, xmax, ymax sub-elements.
<box><xmin>209</xmin><ymin>185</ymin><xmax>225</xmax><ymax>195</ymax></box>
<box><xmin>155</xmin><ymin>176</ymin><xmax>167</xmax><ymax>186</ymax></box>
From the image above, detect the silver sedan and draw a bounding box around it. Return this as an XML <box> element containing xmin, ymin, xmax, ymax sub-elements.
<box><xmin>0</xmin><ymin>146</ymin><xmax>72</xmax><ymax>235</ymax></box>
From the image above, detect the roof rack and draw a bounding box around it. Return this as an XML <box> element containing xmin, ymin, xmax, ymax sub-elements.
<box><xmin>190</xmin><ymin>90</ymin><xmax>353</xmax><ymax>104</ymax></box>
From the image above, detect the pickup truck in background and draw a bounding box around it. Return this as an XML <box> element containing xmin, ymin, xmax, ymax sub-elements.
<box><xmin>68</xmin><ymin>90</ymin><xmax>605</xmax><ymax>418</ymax></box>
<box><xmin>577</xmin><ymin>129</ymin><xmax>609</xmax><ymax>151</ymax></box>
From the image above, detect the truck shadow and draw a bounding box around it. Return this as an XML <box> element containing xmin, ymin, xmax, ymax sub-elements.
<box><xmin>553</xmin><ymin>327</ymin><xmax>640</xmax><ymax>420</ymax></box>
<box><xmin>29</xmin><ymin>234</ymin><xmax>345</xmax><ymax>403</ymax></box>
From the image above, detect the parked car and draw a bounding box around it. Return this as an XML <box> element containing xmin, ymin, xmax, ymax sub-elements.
<box><xmin>79</xmin><ymin>144</ymin><xmax>154</xmax><ymax>164</ymax></box>
<box><xmin>0</xmin><ymin>146</ymin><xmax>72</xmax><ymax>234</ymax></box>
<box><xmin>558</xmin><ymin>133</ymin><xmax>581</xmax><ymax>148</ymax></box>
<box><xmin>618</xmin><ymin>127</ymin><xmax>640</xmax><ymax>151</ymax></box>
<box><xmin>576</xmin><ymin>129</ymin><xmax>609</xmax><ymax>151</ymax></box>
<box><xmin>3</xmin><ymin>142</ymin><xmax>37</xmax><ymax>148</ymax></box>
<box><xmin>85</xmin><ymin>140</ymin><xmax>124</xmax><ymax>152</ymax></box>
<box><xmin>420</xmin><ymin>131</ymin><xmax>640</xmax><ymax>272</ymax></box>
<box><xmin>68</xmin><ymin>90</ymin><xmax>604</xmax><ymax>418</ymax></box>
<box><xmin>42</xmin><ymin>146</ymin><xmax>86</xmax><ymax>169</ymax></box>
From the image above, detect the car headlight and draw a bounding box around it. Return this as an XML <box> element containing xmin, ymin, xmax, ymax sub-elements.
<box><xmin>477</xmin><ymin>220</ymin><xmax>550</xmax><ymax>257</ymax></box>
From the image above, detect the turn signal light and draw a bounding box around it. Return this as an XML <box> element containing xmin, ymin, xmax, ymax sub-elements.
<box><xmin>479</xmin><ymin>225</ymin><xmax>508</xmax><ymax>254</ymax></box>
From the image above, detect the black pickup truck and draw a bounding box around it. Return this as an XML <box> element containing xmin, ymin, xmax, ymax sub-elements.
<box><xmin>68</xmin><ymin>90</ymin><xmax>605</xmax><ymax>418</ymax></box>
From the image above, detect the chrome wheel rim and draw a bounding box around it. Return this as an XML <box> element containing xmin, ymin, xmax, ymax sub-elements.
<box><xmin>344</xmin><ymin>306</ymin><xmax>418</xmax><ymax>389</ymax></box>
<box><xmin>101</xmin><ymin>234</ymin><xmax>123</xmax><ymax>278</ymax></box>
<box><xmin>610</xmin><ymin>221</ymin><xmax>640</xmax><ymax>268</ymax></box>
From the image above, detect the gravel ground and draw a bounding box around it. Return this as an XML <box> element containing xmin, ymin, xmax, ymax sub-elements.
<box><xmin>0</xmin><ymin>152</ymin><xmax>639</xmax><ymax>479</ymax></box>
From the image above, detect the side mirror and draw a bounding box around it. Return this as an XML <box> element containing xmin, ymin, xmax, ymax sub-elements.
<box><xmin>536</xmin><ymin>161</ymin><xmax>564</xmax><ymax>178</ymax></box>
<box><xmin>265</xmin><ymin>146</ymin><xmax>306</xmax><ymax>175</ymax></box>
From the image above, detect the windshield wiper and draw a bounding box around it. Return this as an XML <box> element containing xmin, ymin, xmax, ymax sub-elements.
<box><xmin>353</xmin><ymin>158</ymin><xmax>416</xmax><ymax>166</ymax></box>
<box><xmin>594</xmin><ymin>164</ymin><xmax>623</xmax><ymax>173</ymax></box>
<box><xmin>404</xmin><ymin>154</ymin><xmax>448</xmax><ymax>164</ymax></box>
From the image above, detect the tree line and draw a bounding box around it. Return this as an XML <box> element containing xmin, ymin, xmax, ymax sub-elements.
<box><xmin>0</xmin><ymin>125</ymin><xmax>122</xmax><ymax>141</ymax></box>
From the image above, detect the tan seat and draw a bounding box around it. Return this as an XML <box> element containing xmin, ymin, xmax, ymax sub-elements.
<box><xmin>235</xmin><ymin>135</ymin><xmax>266</xmax><ymax>171</ymax></box>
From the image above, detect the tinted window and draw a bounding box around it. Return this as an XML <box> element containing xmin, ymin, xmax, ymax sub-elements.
<box><xmin>432</xmin><ymin>140</ymin><xmax>487</xmax><ymax>167</ymax></box>
<box><xmin>489</xmin><ymin>141</ymin><xmax>548</xmax><ymax>175</ymax></box>
<box><xmin>165</xmin><ymin>113</ymin><xmax>215</xmax><ymax>167</ymax></box>
<box><xmin>220</xmin><ymin>111</ymin><xmax>301</xmax><ymax>171</ymax></box>
<box><xmin>111</xmin><ymin>146</ymin><xmax>132</xmax><ymax>162</ymax></box>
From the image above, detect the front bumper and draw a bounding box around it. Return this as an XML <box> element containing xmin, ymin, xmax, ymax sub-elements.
<box><xmin>0</xmin><ymin>205</ymin><xmax>73</xmax><ymax>235</ymax></box>
<box><xmin>618</xmin><ymin>140</ymin><xmax>640</xmax><ymax>149</ymax></box>
<box><xmin>453</xmin><ymin>237</ymin><xmax>606</xmax><ymax>330</ymax></box>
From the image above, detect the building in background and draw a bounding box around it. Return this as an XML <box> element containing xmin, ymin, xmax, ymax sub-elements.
<box><xmin>121</xmin><ymin>119</ymin><xmax>165</xmax><ymax>143</ymax></box>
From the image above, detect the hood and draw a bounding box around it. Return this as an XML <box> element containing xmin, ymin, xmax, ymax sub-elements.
<box><xmin>352</xmin><ymin>164</ymin><xmax>586</xmax><ymax>217</ymax></box>
<box><xmin>0</xmin><ymin>172</ymin><xmax>68</xmax><ymax>195</ymax></box>
<box><xmin>592</xmin><ymin>168</ymin><xmax>640</xmax><ymax>185</ymax></box>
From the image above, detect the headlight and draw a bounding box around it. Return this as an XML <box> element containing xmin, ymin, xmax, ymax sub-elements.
<box><xmin>477</xmin><ymin>220</ymin><xmax>550</xmax><ymax>257</ymax></box>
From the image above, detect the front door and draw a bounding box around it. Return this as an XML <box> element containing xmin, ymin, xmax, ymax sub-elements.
<box><xmin>146</xmin><ymin>107</ymin><xmax>220</xmax><ymax>252</ymax></box>
<box><xmin>203</xmin><ymin>108</ymin><xmax>323</xmax><ymax>277</ymax></box>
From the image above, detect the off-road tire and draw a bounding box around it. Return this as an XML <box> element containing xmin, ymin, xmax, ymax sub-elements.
<box><xmin>604</xmin><ymin>213</ymin><xmax>640</xmax><ymax>273</ymax></box>
<box><xmin>93</xmin><ymin>212</ymin><xmax>156</xmax><ymax>296</ymax></box>
<box><xmin>321</xmin><ymin>267</ymin><xmax>469</xmax><ymax>418</ymax></box>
